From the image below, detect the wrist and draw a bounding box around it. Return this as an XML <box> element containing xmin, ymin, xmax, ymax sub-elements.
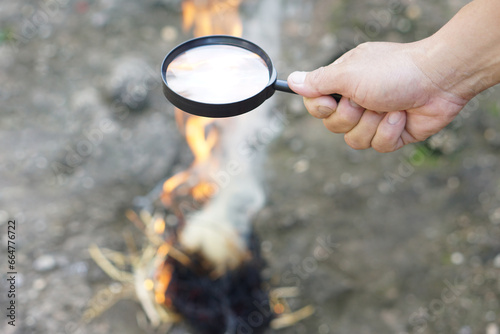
<box><xmin>413</xmin><ymin>0</ymin><xmax>500</xmax><ymax>101</ymax></box>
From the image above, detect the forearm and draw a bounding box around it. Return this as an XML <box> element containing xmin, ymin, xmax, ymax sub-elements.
<box><xmin>415</xmin><ymin>0</ymin><xmax>500</xmax><ymax>100</ymax></box>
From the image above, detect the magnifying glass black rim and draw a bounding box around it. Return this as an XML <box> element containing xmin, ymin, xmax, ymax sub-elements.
<box><xmin>161</xmin><ymin>35</ymin><xmax>278</xmax><ymax>118</ymax></box>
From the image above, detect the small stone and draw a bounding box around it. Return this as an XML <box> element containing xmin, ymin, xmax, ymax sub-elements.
<box><xmin>427</xmin><ymin>129</ymin><xmax>462</xmax><ymax>155</ymax></box>
<box><xmin>396</xmin><ymin>18</ymin><xmax>411</xmax><ymax>33</ymax></box>
<box><xmin>450</xmin><ymin>252</ymin><xmax>464</xmax><ymax>265</ymax></box>
<box><xmin>458</xmin><ymin>326</ymin><xmax>472</xmax><ymax>334</ymax></box>
<box><xmin>487</xmin><ymin>323</ymin><xmax>499</xmax><ymax>334</ymax></box>
<box><xmin>493</xmin><ymin>254</ymin><xmax>500</xmax><ymax>268</ymax></box>
<box><xmin>293</xmin><ymin>159</ymin><xmax>309</xmax><ymax>174</ymax></box>
<box><xmin>318</xmin><ymin>323</ymin><xmax>330</xmax><ymax>334</ymax></box>
<box><xmin>406</xmin><ymin>4</ymin><xmax>422</xmax><ymax>20</ymax></box>
<box><xmin>489</xmin><ymin>208</ymin><xmax>500</xmax><ymax>224</ymax></box>
<box><xmin>33</xmin><ymin>255</ymin><xmax>57</xmax><ymax>272</ymax></box>
<box><xmin>161</xmin><ymin>26</ymin><xmax>178</xmax><ymax>42</ymax></box>
<box><xmin>340</xmin><ymin>172</ymin><xmax>352</xmax><ymax>185</ymax></box>
<box><xmin>32</xmin><ymin>278</ymin><xmax>47</xmax><ymax>291</ymax></box>
<box><xmin>485</xmin><ymin>311</ymin><xmax>496</xmax><ymax>321</ymax></box>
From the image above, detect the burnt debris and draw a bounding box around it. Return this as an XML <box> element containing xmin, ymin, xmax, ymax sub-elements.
<box><xmin>164</xmin><ymin>231</ymin><xmax>273</xmax><ymax>334</ymax></box>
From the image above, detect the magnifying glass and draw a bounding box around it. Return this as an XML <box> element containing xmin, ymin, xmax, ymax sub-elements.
<box><xmin>161</xmin><ymin>35</ymin><xmax>342</xmax><ymax>118</ymax></box>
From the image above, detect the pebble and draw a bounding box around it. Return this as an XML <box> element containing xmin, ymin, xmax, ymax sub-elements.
<box><xmin>489</xmin><ymin>208</ymin><xmax>500</xmax><ymax>224</ymax></box>
<box><xmin>485</xmin><ymin>311</ymin><xmax>496</xmax><ymax>322</ymax></box>
<box><xmin>450</xmin><ymin>252</ymin><xmax>465</xmax><ymax>265</ymax></box>
<box><xmin>33</xmin><ymin>255</ymin><xmax>57</xmax><ymax>272</ymax></box>
<box><xmin>293</xmin><ymin>159</ymin><xmax>309</xmax><ymax>174</ymax></box>
<box><xmin>161</xmin><ymin>25</ymin><xmax>178</xmax><ymax>42</ymax></box>
<box><xmin>427</xmin><ymin>129</ymin><xmax>461</xmax><ymax>155</ymax></box>
<box><xmin>33</xmin><ymin>278</ymin><xmax>47</xmax><ymax>291</ymax></box>
<box><xmin>487</xmin><ymin>324</ymin><xmax>499</xmax><ymax>334</ymax></box>
<box><xmin>318</xmin><ymin>323</ymin><xmax>330</xmax><ymax>334</ymax></box>
<box><xmin>396</xmin><ymin>18</ymin><xmax>411</xmax><ymax>33</ymax></box>
<box><xmin>406</xmin><ymin>4</ymin><xmax>422</xmax><ymax>20</ymax></box>
<box><xmin>493</xmin><ymin>254</ymin><xmax>500</xmax><ymax>268</ymax></box>
<box><xmin>458</xmin><ymin>326</ymin><xmax>472</xmax><ymax>334</ymax></box>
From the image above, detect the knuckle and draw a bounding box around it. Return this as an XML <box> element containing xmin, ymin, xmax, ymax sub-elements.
<box><xmin>376</xmin><ymin>130</ymin><xmax>395</xmax><ymax>143</ymax></box>
<box><xmin>344</xmin><ymin>133</ymin><xmax>368</xmax><ymax>150</ymax></box>
<box><xmin>304</xmin><ymin>99</ymin><xmax>322</xmax><ymax>119</ymax></box>
<box><xmin>307</xmin><ymin>67</ymin><xmax>329</xmax><ymax>92</ymax></box>
<box><xmin>336</xmin><ymin>111</ymin><xmax>352</xmax><ymax>125</ymax></box>
<box><xmin>303</xmin><ymin>97</ymin><xmax>316</xmax><ymax>109</ymax></box>
<box><xmin>323</xmin><ymin>119</ymin><xmax>344</xmax><ymax>134</ymax></box>
<box><xmin>323</xmin><ymin>121</ymin><xmax>341</xmax><ymax>134</ymax></box>
<box><xmin>372</xmin><ymin>143</ymin><xmax>392</xmax><ymax>153</ymax></box>
<box><xmin>371</xmin><ymin>134</ymin><xmax>395</xmax><ymax>153</ymax></box>
<box><xmin>336</xmin><ymin>109</ymin><xmax>359</xmax><ymax>128</ymax></box>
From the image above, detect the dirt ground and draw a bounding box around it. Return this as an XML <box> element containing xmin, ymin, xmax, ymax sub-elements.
<box><xmin>1</xmin><ymin>0</ymin><xmax>499</xmax><ymax>334</ymax></box>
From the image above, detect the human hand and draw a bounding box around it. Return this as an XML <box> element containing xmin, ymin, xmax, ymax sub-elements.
<box><xmin>287</xmin><ymin>41</ymin><xmax>469</xmax><ymax>153</ymax></box>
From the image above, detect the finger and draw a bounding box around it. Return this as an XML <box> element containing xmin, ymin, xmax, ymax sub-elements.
<box><xmin>322</xmin><ymin>97</ymin><xmax>365</xmax><ymax>133</ymax></box>
<box><xmin>303</xmin><ymin>95</ymin><xmax>338</xmax><ymax>119</ymax></box>
<box><xmin>371</xmin><ymin>111</ymin><xmax>407</xmax><ymax>152</ymax></box>
<box><xmin>288</xmin><ymin>71</ymin><xmax>313</xmax><ymax>96</ymax></box>
<box><xmin>344</xmin><ymin>110</ymin><xmax>386</xmax><ymax>150</ymax></box>
<box><xmin>288</xmin><ymin>64</ymin><xmax>347</xmax><ymax>98</ymax></box>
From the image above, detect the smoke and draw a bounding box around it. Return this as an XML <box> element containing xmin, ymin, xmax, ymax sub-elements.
<box><xmin>177</xmin><ymin>0</ymin><xmax>283</xmax><ymax>272</ymax></box>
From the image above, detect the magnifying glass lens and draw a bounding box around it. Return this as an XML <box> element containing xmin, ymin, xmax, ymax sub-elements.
<box><xmin>166</xmin><ymin>45</ymin><xmax>270</xmax><ymax>104</ymax></box>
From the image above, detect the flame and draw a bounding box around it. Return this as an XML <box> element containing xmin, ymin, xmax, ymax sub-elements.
<box><xmin>153</xmin><ymin>217</ymin><xmax>166</xmax><ymax>235</ymax></box>
<box><xmin>160</xmin><ymin>116</ymin><xmax>220</xmax><ymax>206</ymax></box>
<box><xmin>185</xmin><ymin>116</ymin><xmax>219</xmax><ymax>163</ymax></box>
<box><xmin>182</xmin><ymin>0</ymin><xmax>242</xmax><ymax>37</ymax></box>
<box><xmin>156</xmin><ymin>0</ymin><xmax>243</xmax><ymax>308</ymax></box>
<box><xmin>154</xmin><ymin>261</ymin><xmax>173</xmax><ymax>306</ymax></box>
<box><xmin>160</xmin><ymin>0</ymin><xmax>243</xmax><ymax>208</ymax></box>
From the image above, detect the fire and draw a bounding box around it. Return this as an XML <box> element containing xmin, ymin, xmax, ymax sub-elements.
<box><xmin>182</xmin><ymin>0</ymin><xmax>243</xmax><ymax>37</ymax></box>
<box><xmin>160</xmin><ymin>116</ymin><xmax>219</xmax><ymax>206</ymax></box>
<box><xmin>154</xmin><ymin>261</ymin><xmax>173</xmax><ymax>306</ymax></box>
<box><xmin>156</xmin><ymin>0</ymin><xmax>244</xmax><ymax>306</ymax></box>
<box><xmin>161</xmin><ymin>0</ymin><xmax>243</xmax><ymax>208</ymax></box>
<box><xmin>87</xmin><ymin>1</ymin><xmax>314</xmax><ymax>331</ymax></box>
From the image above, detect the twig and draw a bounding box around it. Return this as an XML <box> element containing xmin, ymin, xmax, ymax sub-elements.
<box><xmin>270</xmin><ymin>305</ymin><xmax>315</xmax><ymax>329</ymax></box>
<box><xmin>89</xmin><ymin>244</ymin><xmax>134</xmax><ymax>282</ymax></box>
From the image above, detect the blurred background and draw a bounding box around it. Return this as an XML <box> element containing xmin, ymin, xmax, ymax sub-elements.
<box><xmin>1</xmin><ymin>0</ymin><xmax>499</xmax><ymax>333</ymax></box>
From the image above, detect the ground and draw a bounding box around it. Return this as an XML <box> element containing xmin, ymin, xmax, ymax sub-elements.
<box><xmin>0</xmin><ymin>0</ymin><xmax>499</xmax><ymax>334</ymax></box>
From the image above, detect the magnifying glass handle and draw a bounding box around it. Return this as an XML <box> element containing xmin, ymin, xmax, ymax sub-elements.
<box><xmin>274</xmin><ymin>79</ymin><xmax>342</xmax><ymax>103</ymax></box>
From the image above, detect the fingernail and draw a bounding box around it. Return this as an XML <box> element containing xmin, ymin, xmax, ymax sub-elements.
<box><xmin>317</xmin><ymin>105</ymin><xmax>335</xmax><ymax>118</ymax></box>
<box><xmin>349</xmin><ymin>99</ymin><xmax>360</xmax><ymax>108</ymax></box>
<box><xmin>289</xmin><ymin>71</ymin><xmax>307</xmax><ymax>85</ymax></box>
<box><xmin>388</xmin><ymin>111</ymin><xmax>402</xmax><ymax>125</ymax></box>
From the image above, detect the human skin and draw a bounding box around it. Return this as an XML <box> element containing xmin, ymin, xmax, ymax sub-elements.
<box><xmin>287</xmin><ymin>0</ymin><xmax>500</xmax><ymax>153</ymax></box>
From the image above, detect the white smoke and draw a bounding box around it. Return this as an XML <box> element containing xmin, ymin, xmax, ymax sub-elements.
<box><xmin>178</xmin><ymin>0</ymin><xmax>283</xmax><ymax>274</ymax></box>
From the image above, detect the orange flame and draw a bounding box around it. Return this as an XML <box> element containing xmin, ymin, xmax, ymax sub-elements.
<box><xmin>161</xmin><ymin>0</ymin><xmax>243</xmax><ymax>208</ymax></box>
<box><xmin>182</xmin><ymin>0</ymin><xmax>243</xmax><ymax>37</ymax></box>
<box><xmin>160</xmin><ymin>116</ymin><xmax>220</xmax><ymax>206</ymax></box>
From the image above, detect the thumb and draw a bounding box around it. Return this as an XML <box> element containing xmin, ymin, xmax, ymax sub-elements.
<box><xmin>287</xmin><ymin>65</ymin><xmax>343</xmax><ymax>98</ymax></box>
